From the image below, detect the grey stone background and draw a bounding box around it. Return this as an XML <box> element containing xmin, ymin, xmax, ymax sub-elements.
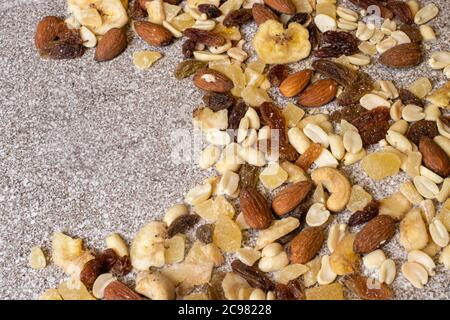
<box><xmin>0</xmin><ymin>0</ymin><xmax>448</xmax><ymax>299</ymax></box>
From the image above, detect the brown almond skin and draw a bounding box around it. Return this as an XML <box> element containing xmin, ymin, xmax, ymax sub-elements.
<box><xmin>379</xmin><ymin>43</ymin><xmax>423</xmax><ymax>68</ymax></box>
<box><xmin>94</xmin><ymin>28</ymin><xmax>127</xmax><ymax>62</ymax></box>
<box><xmin>353</xmin><ymin>215</ymin><xmax>396</xmax><ymax>254</ymax></box>
<box><xmin>419</xmin><ymin>137</ymin><xmax>450</xmax><ymax>177</ymax></box>
<box><xmin>345</xmin><ymin>274</ymin><xmax>393</xmax><ymax>300</ymax></box>
<box><xmin>272</xmin><ymin>181</ymin><xmax>313</xmax><ymax>216</ymax></box>
<box><xmin>35</xmin><ymin>16</ymin><xmax>65</xmax><ymax>50</ymax></box>
<box><xmin>264</xmin><ymin>0</ymin><xmax>296</xmax><ymax>15</ymax></box>
<box><xmin>193</xmin><ymin>68</ymin><xmax>234</xmax><ymax>93</ymax></box>
<box><xmin>104</xmin><ymin>281</ymin><xmax>143</xmax><ymax>300</ymax></box>
<box><xmin>298</xmin><ymin>79</ymin><xmax>338</xmax><ymax>107</ymax></box>
<box><xmin>134</xmin><ymin>21</ymin><xmax>173</xmax><ymax>47</ymax></box>
<box><xmin>279</xmin><ymin>69</ymin><xmax>313</xmax><ymax>98</ymax></box>
<box><xmin>240</xmin><ymin>188</ymin><xmax>273</xmax><ymax>230</ymax></box>
<box><xmin>252</xmin><ymin>4</ymin><xmax>279</xmax><ymax>25</ymax></box>
<box><xmin>290</xmin><ymin>227</ymin><xmax>324</xmax><ymax>264</ymax></box>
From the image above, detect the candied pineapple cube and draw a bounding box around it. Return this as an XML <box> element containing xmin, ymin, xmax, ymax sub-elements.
<box><xmin>193</xmin><ymin>199</ymin><xmax>216</xmax><ymax>222</ymax></box>
<box><xmin>170</xmin><ymin>13</ymin><xmax>194</xmax><ymax>31</ymax></box>
<box><xmin>186</xmin><ymin>241</ymin><xmax>224</xmax><ymax>266</ymax></box>
<box><xmin>259</xmin><ymin>163</ymin><xmax>288</xmax><ymax>190</ymax></box>
<box><xmin>39</xmin><ymin>288</ymin><xmax>62</xmax><ymax>300</ymax></box>
<box><xmin>346</xmin><ymin>185</ymin><xmax>373</xmax><ymax>213</ymax></box>
<box><xmin>133</xmin><ymin>51</ymin><xmax>162</xmax><ymax>70</ymax></box>
<box><xmin>241</xmin><ymin>86</ymin><xmax>272</xmax><ymax>107</ymax></box>
<box><xmin>361</xmin><ymin>152</ymin><xmax>402</xmax><ymax>180</ymax></box>
<box><xmin>213</xmin><ymin>215</ymin><xmax>242</xmax><ymax>253</ymax></box>
<box><xmin>213</xmin><ymin>24</ymin><xmax>241</xmax><ymax>40</ymax></box>
<box><xmin>305</xmin><ymin>283</ymin><xmax>344</xmax><ymax>300</ymax></box>
<box><xmin>214</xmin><ymin>195</ymin><xmax>235</xmax><ymax>219</ymax></box>
<box><xmin>329</xmin><ymin>234</ymin><xmax>360</xmax><ymax>275</ymax></box>
<box><xmin>283</xmin><ymin>103</ymin><xmax>305</xmax><ymax>128</ymax></box>
<box><xmin>164</xmin><ymin>234</ymin><xmax>185</xmax><ymax>264</ymax></box>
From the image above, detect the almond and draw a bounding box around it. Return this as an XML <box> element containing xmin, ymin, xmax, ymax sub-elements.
<box><xmin>240</xmin><ymin>187</ymin><xmax>273</xmax><ymax>230</ymax></box>
<box><xmin>134</xmin><ymin>21</ymin><xmax>173</xmax><ymax>47</ymax></box>
<box><xmin>290</xmin><ymin>227</ymin><xmax>324</xmax><ymax>264</ymax></box>
<box><xmin>379</xmin><ymin>43</ymin><xmax>423</xmax><ymax>68</ymax></box>
<box><xmin>280</xmin><ymin>69</ymin><xmax>313</xmax><ymax>98</ymax></box>
<box><xmin>104</xmin><ymin>281</ymin><xmax>143</xmax><ymax>300</ymax></box>
<box><xmin>298</xmin><ymin>79</ymin><xmax>338</xmax><ymax>108</ymax></box>
<box><xmin>353</xmin><ymin>215</ymin><xmax>396</xmax><ymax>254</ymax></box>
<box><xmin>95</xmin><ymin>28</ymin><xmax>127</xmax><ymax>62</ymax></box>
<box><xmin>419</xmin><ymin>137</ymin><xmax>450</xmax><ymax>177</ymax></box>
<box><xmin>264</xmin><ymin>0</ymin><xmax>296</xmax><ymax>15</ymax></box>
<box><xmin>35</xmin><ymin>16</ymin><xmax>65</xmax><ymax>50</ymax></box>
<box><xmin>272</xmin><ymin>181</ymin><xmax>313</xmax><ymax>216</ymax></box>
<box><xmin>193</xmin><ymin>68</ymin><xmax>234</xmax><ymax>93</ymax></box>
<box><xmin>252</xmin><ymin>4</ymin><xmax>279</xmax><ymax>26</ymax></box>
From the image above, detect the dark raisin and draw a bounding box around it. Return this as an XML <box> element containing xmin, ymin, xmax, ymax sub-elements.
<box><xmin>198</xmin><ymin>4</ymin><xmax>222</xmax><ymax>18</ymax></box>
<box><xmin>223</xmin><ymin>9</ymin><xmax>253</xmax><ymax>27</ymax></box>
<box><xmin>314</xmin><ymin>31</ymin><xmax>359</xmax><ymax>58</ymax></box>
<box><xmin>387</xmin><ymin>1</ymin><xmax>413</xmax><ymax>24</ymax></box>
<box><xmin>239</xmin><ymin>164</ymin><xmax>260</xmax><ymax>189</ymax></box>
<box><xmin>406</xmin><ymin>120</ymin><xmax>439</xmax><ymax>145</ymax></box>
<box><xmin>80</xmin><ymin>258</ymin><xmax>107</xmax><ymax>287</ymax></box>
<box><xmin>348</xmin><ymin>0</ymin><xmax>394</xmax><ymax>19</ymax></box>
<box><xmin>440</xmin><ymin>115</ymin><xmax>450</xmax><ymax>127</ymax></box>
<box><xmin>313</xmin><ymin>59</ymin><xmax>358</xmax><ymax>87</ymax></box>
<box><xmin>98</xmin><ymin>248</ymin><xmax>119</xmax><ymax>270</ymax></box>
<box><xmin>338</xmin><ymin>72</ymin><xmax>374</xmax><ymax>106</ymax></box>
<box><xmin>196</xmin><ymin>224</ymin><xmax>214</xmax><ymax>244</ymax></box>
<box><xmin>399</xmin><ymin>88</ymin><xmax>424</xmax><ymax>107</ymax></box>
<box><xmin>228</xmin><ymin>100</ymin><xmax>248</xmax><ymax>130</ymax></box>
<box><xmin>351</xmin><ymin>107</ymin><xmax>390</xmax><ymax>132</ymax></box>
<box><xmin>175</xmin><ymin>59</ymin><xmax>208</xmax><ymax>79</ymax></box>
<box><xmin>131</xmin><ymin>0</ymin><xmax>148</xmax><ymax>18</ymax></box>
<box><xmin>230</xmin><ymin>260</ymin><xmax>274</xmax><ymax>291</ymax></box>
<box><xmin>268</xmin><ymin>64</ymin><xmax>290</xmax><ymax>87</ymax></box>
<box><xmin>287</xmin><ymin>13</ymin><xmax>310</xmax><ymax>26</ymax></box>
<box><xmin>39</xmin><ymin>29</ymin><xmax>84</xmax><ymax>59</ymax></box>
<box><xmin>167</xmin><ymin>214</ymin><xmax>200</xmax><ymax>238</ymax></box>
<box><xmin>287</xmin><ymin>279</ymin><xmax>305</xmax><ymax>300</ymax></box>
<box><xmin>182</xmin><ymin>39</ymin><xmax>196</xmax><ymax>59</ymax></box>
<box><xmin>359</xmin><ymin>121</ymin><xmax>390</xmax><ymax>146</ymax></box>
<box><xmin>202</xmin><ymin>92</ymin><xmax>235</xmax><ymax>111</ymax></box>
<box><xmin>275</xmin><ymin>283</ymin><xmax>295</xmax><ymax>300</ymax></box>
<box><xmin>307</xmin><ymin>22</ymin><xmax>320</xmax><ymax>49</ymax></box>
<box><xmin>330</xmin><ymin>104</ymin><xmax>367</xmax><ymax>123</ymax></box>
<box><xmin>110</xmin><ymin>255</ymin><xmax>132</xmax><ymax>277</ymax></box>
<box><xmin>399</xmin><ymin>24</ymin><xmax>422</xmax><ymax>43</ymax></box>
<box><xmin>183</xmin><ymin>28</ymin><xmax>225</xmax><ymax>46</ymax></box>
<box><xmin>348</xmin><ymin>201</ymin><xmax>379</xmax><ymax>226</ymax></box>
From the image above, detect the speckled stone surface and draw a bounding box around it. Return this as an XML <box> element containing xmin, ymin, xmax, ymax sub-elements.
<box><xmin>0</xmin><ymin>0</ymin><xmax>449</xmax><ymax>300</ymax></box>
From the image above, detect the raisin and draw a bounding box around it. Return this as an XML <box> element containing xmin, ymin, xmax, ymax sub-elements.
<box><xmin>345</xmin><ymin>274</ymin><xmax>393</xmax><ymax>300</ymax></box>
<box><xmin>348</xmin><ymin>201</ymin><xmax>379</xmax><ymax>226</ymax></box>
<box><xmin>183</xmin><ymin>28</ymin><xmax>225</xmax><ymax>46</ymax></box>
<box><xmin>399</xmin><ymin>88</ymin><xmax>424</xmax><ymax>107</ymax></box>
<box><xmin>406</xmin><ymin>120</ymin><xmax>439</xmax><ymax>145</ymax></box>
<box><xmin>196</xmin><ymin>224</ymin><xmax>214</xmax><ymax>244</ymax></box>
<box><xmin>279</xmin><ymin>140</ymin><xmax>299</xmax><ymax>162</ymax></box>
<box><xmin>275</xmin><ymin>283</ymin><xmax>295</xmax><ymax>300</ymax></box>
<box><xmin>287</xmin><ymin>13</ymin><xmax>310</xmax><ymax>26</ymax></box>
<box><xmin>131</xmin><ymin>0</ymin><xmax>148</xmax><ymax>18</ymax></box>
<box><xmin>203</xmin><ymin>92</ymin><xmax>235</xmax><ymax>111</ymax></box>
<box><xmin>182</xmin><ymin>39</ymin><xmax>196</xmax><ymax>59</ymax></box>
<box><xmin>359</xmin><ymin>121</ymin><xmax>390</xmax><ymax>146</ymax></box>
<box><xmin>98</xmin><ymin>249</ymin><xmax>119</xmax><ymax>270</ymax></box>
<box><xmin>230</xmin><ymin>260</ymin><xmax>274</xmax><ymax>291</ymax></box>
<box><xmin>314</xmin><ymin>31</ymin><xmax>359</xmax><ymax>58</ymax></box>
<box><xmin>348</xmin><ymin>0</ymin><xmax>393</xmax><ymax>19</ymax></box>
<box><xmin>338</xmin><ymin>72</ymin><xmax>374</xmax><ymax>106</ymax></box>
<box><xmin>223</xmin><ymin>9</ymin><xmax>253</xmax><ymax>27</ymax></box>
<box><xmin>268</xmin><ymin>64</ymin><xmax>290</xmax><ymax>87</ymax></box>
<box><xmin>198</xmin><ymin>4</ymin><xmax>222</xmax><ymax>18</ymax></box>
<box><xmin>307</xmin><ymin>22</ymin><xmax>320</xmax><ymax>49</ymax></box>
<box><xmin>110</xmin><ymin>255</ymin><xmax>132</xmax><ymax>277</ymax></box>
<box><xmin>399</xmin><ymin>24</ymin><xmax>422</xmax><ymax>43</ymax></box>
<box><xmin>175</xmin><ymin>59</ymin><xmax>208</xmax><ymax>80</ymax></box>
<box><xmin>228</xmin><ymin>100</ymin><xmax>248</xmax><ymax>130</ymax></box>
<box><xmin>387</xmin><ymin>1</ymin><xmax>413</xmax><ymax>24</ymax></box>
<box><xmin>287</xmin><ymin>279</ymin><xmax>305</xmax><ymax>300</ymax></box>
<box><xmin>440</xmin><ymin>115</ymin><xmax>450</xmax><ymax>127</ymax></box>
<box><xmin>80</xmin><ymin>258</ymin><xmax>107</xmax><ymax>287</ymax></box>
<box><xmin>39</xmin><ymin>29</ymin><xmax>84</xmax><ymax>60</ymax></box>
<box><xmin>167</xmin><ymin>214</ymin><xmax>200</xmax><ymax>238</ymax></box>
<box><xmin>351</xmin><ymin>107</ymin><xmax>390</xmax><ymax>132</ymax></box>
<box><xmin>239</xmin><ymin>164</ymin><xmax>260</xmax><ymax>189</ymax></box>
<box><xmin>330</xmin><ymin>104</ymin><xmax>367</xmax><ymax>123</ymax></box>
<box><xmin>312</xmin><ymin>59</ymin><xmax>358</xmax><ymax>87</ymax></box>
<box><xmin>295</xmin><ymin>143</ymin><xmax>323</xmax><ymax>171</ymax></box>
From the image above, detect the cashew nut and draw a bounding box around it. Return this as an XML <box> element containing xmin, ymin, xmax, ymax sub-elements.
<box><xmin>311</xmin><ymin>167</ymin><xmax>351</xmax><ymax>212</ymax></box>
<box><xmin>135</xmin><ymin>271</ymin><xmax>175</xmax><ymax>300</ymax></box>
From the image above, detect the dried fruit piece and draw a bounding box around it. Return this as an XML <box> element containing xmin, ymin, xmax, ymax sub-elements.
<box><xmin>305</xmin><ymin>283</ymin><xmax>344</xmax><ymax>300</ymax></box>
<box><xmin>348</xmin><ymin>201</ymin><xmax>379</xmax><ymax>226</ymax></box>
<box><xmin>312</xmin><ymin>59</ymin><xmax>358</xmax><ymax>87</ymax></box>
<box><xmin>290</xmin><ymin>227</ymin><xmax>325</xmax><ymax>264</ymax></box>
<box><xmin>387</xmin><ymin>1</ymin><xmax>413</xmax><ymax>24</ymax></box>
<box><xmin>130</xmin><ymin>222</ymin><xmax>166</xmax><ymax>270</ymax></box>
<box><xmin>272</xmin><ymin>181</ymin><xmax>312</xmax><ymax>216</ymax></box>
<box><xmin>288</xmin><ymin>13</ymin><xmax>310</xmax><ymax>26</ymax></box>
<box><xmin>347</xmin><ymin>185</ymin><xmax>373</xmax><ymax>213</ymax></box>
<box><xmin>202</xmin><ymin>92</ymin><xmax>234</xmax><ymax>111</ymax></box>
<box><xmin>213</xmin><ymin>215</ymin><xmax>242</xmax><ymax>252</ymax></box>
<box><xmin>353</xmin><ymin>215</ymin><xmax>396</xmax><ymax>254</ymax></box>
<box><xmin>268</xmin><ymin>64</ymin><xmax>290</xmax><ymax>87</ymax></box>
<box><xmin>399</xmin><ymin>88</ymin><xmax>424</xmax><ymax>107</ymax></box>
<box><xmin>314</xmin><ymin>31</ymin><xmax>359</xmax><ymax>58</ymax></box>
<box><xmin>167</xmin><ymin>214</ymin><xmax>200</xmax><ymax>238</ymax></box>
<box><xmin>329</xmin><ymin>234</ymin><xmax>360</xmax><ymax>275</ymax></box>
<box><xmin>231</xmin><ymin>260</ymin><xmax>274</xmax><ymax>291</ymax></box>
<box><xmin>228</xmin><ymin>100</ymin><xmax>248</xmax><ymax>130</ymax></box>
<box><xmin>196</xmin><ymin>224</ymin><xmax>214</xmax><ymax>244</ymax></box>
<box><xmin>351</xmin><ymin>107</ymin><xmax>390</xmax><ymax>132</ymax></box>
<box><xmin>361</xmin><ymin>152</ymin><xmax>402</xmax><ymax>180</ymax></box>
<box><xmin>223</xmin><ymin>9</ymin><xmax>253</xmax><ymax>27</ymax></box>
<box><xmin>295</xmin><ymin>143</ymin><xmax>323</xmax><ymax>171</ymax></box>
<box><xmin>406</xmin><ymin>120</ymin><xmax>438</xmax><ymax>145</ymax></box>
<box><xmin>348</xmin><ymin>0</ymin><xmax>393</xmax><ymax>19</ymax></box>
<box><xmin>240</xmin><ymin>187</ymin><xmax>273</xmax><ymax>230</ymax></box>
<box><xmin>359</xmin><ymin>121</ymin><xmax>390</xmax><ymax>146</ymax></box>
<box><xmin>183</xmin><ymin>28</ymin><xmax>225</xmax><ymax>47</ymax></box>
<box><xmin>182</xmin><ymin>39</ymin><xmax>195</xmax><ymax>58</ymax></box>
<box><xmin>338</xmin><ymin>72</ymin><xmax>374</xmax><ymax>106</ymax></box>
<box><xmin>239</xmin><ymin>164</ymin><xmax>260</xmax><ymax>189</ymax></box>
<box><xmin>345</xmin><ymin>274</ymin><xmax>393</xmax><ymax>300</ymax></box>
<box><xmin>198</xmin><ymin>4</ymin><xmax>222</xmax><ymax>19</ymax></box>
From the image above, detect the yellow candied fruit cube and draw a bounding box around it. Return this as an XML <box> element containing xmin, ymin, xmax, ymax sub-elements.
<box><xmin>361</xmin><ymin>152</ymin><xmax>402</xmax><ymax>180</ymax></box>
<box><xmin>213</xmin><ymin>215</ymin><xmax>242</xmax><ymax>253</ymax></box>
<box><xmin>246</xmin><ymin>59</ymin><xmax>266</xmax><ymax>74</ymax></box>
<box><xmin>186</xmin><ymin>241</ymin><xmax>224</xmax><ymax>266</ymax></box>
<box><xmin>346</xmin><ymin>185</ymin><xmax>373</xmax><ymax>213</ymax></box>
<box><xmin>214</xmin><ymin>195</ymin><xmax>235</xmax><ymax>219</ymax></box>
<box><xmin>244</xmin><ymin>67</ymin><xmax>265</xmax><ymax>88</ymax></box>
<box><xmin>259</xmin><ymin>163</ymin><xmax>288</xmax><ymax>190</ymax></box>
<box><xmin>39</xmin><ymin>288</ymin><xmax>62</xmax><ymax>300</ymax></box>
<box><xmin>193</xmin><ymin>199</ymin><xmax>216</xmax><ymax>222</ymax></box>
<box><xmin>283</xmin><ymin>103</ymin><xmax>306</xmax><ymax>128</ymax></box>
<box><xmin>133</xmin><ymin>51</ymin><xmax>162</xmax><ymax>70</ymax></box>
<box><xmin>213</xmin><ymin>23</ymin><xmax>242</xmax><ymax>41</ymax></box>
<box><xmin>170</xmin><ymin>13</ymin><xmax>195</xmax><ymax>31</ymax></box>
<box><xmin>316</xmin><ymin>2</ymin><xmax>337</xmax><ymax>18</ymax></box>
<box><xmin>241</xmin><ymin>86</ymin><xmax>271</xmax><ymax>107</ymax></box>
<box><xmin>305</xmin><ymin>283</ymin><xmax>344</xmax><ymax>300</ymax></box>
<box><xmin>280</xmin><ymin>161</ymin><xmax>308</xmax><ymax>183</ymax></box>
<box><xmin>164</xmin><ymin>234</ymin><xmax>185</xmax><ymax>264</ymax></box>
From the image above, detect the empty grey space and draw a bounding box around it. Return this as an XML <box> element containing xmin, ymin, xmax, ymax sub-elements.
<box><xmin>0</xmin><ymin>0</ymin><xmax>448</xmax><ymax>299</ymax></box>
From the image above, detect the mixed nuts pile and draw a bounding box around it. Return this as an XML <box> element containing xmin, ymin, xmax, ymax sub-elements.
<box><xmin>32</xmin><ymin>0</ymin><xmax>450</xmax><ymax>300</ymax></box>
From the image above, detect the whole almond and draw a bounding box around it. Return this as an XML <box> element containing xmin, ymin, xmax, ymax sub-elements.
<box><xmin>298</xmin><ymin>79</ymin><xmax>338</xmax><ymax>107</ymax></box>
<box><xmin>290</xmin><ymin>227</ymin><xmax>324</xmax><ymax>264</ymax></box>
<box><xmin>264</xmin><ymin>0</ymin><xmax>296</xmax><ymax>15</ymax></box>
<box><xmin>240</xmin><ymin>187</ymin><xmax>273</xmax><ymax>230</ymax></box>
<box><xmin>134</xmin><ymin>21</ymin><xmax>173</xmax><ymax>47</ymax></box>
<box><xmin>193</xmin><ymin>68</ymin><xmax>234</xmax><ymax>93</ymax></box>
<box><xmin>252</xmin><ymin>4</ymin><xmax>279</xmax><ymax>25</ymax></box>
<box><xmin>379</xmin><ymin>43</ymin><xmax>423</xmax><ymax>68</ymax></box>
<box><xmin>104</xmin><ymin>281</ymin><xmax>142</xmax><ymax>300</ymax></box>
<box><xmin>95</xmin><ymin>28</ymin><xmax>127</xmax><ymax>62</ymax></box>
<box><xmin>419</xmin><ymin>137</ymin><xmax>450</xmax><ymax>177</ymax></box>
<box><xmin>353</xmin><ymin>215</ymin><xmax>396</xmax><ymax>254</ymax></box>
<box><xmin>272</xmin><ymin>181</ymin><xmax>313</xmax><ymax>216</ymax></box>
<box><xmin>280</xmin><ymin>69</ymin><xmax>313</xmax><ymax>97</ymax></box>
<box><xmin>35</xmin><ymin>16</ymin><xmax>64</xmax><ymax>50</ymax></box>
